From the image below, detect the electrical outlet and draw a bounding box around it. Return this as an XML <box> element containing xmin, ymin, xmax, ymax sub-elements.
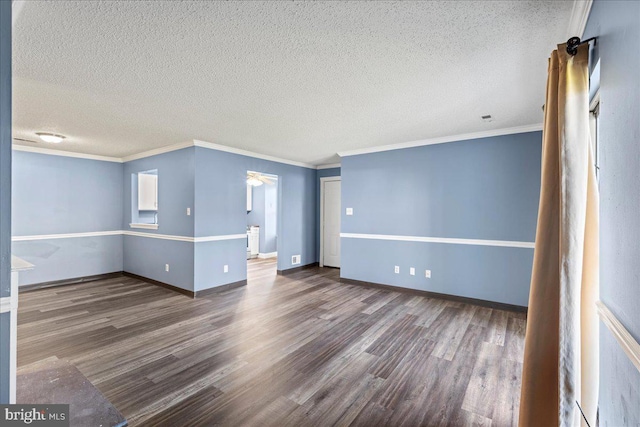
<box><xmin>165</xmin><ymin>264</ymin><xmax>170</xmax><ymax>272</ymax></box>
<box><xmin>410</xmin><ymin>267</ymin><xmax>415</xmax><ymax>276</ymax></box>
<box><xmin>187</xmin><ymin>207</ymin><xmax>191</xmax><ymax>216</ymax></box>
<box><xmin>425</xmin><ymin>269</ymin><xmax>431</xmax><ymax>278</ymax></box>
<box><xmin>394</xmin><ymin>266</ymin><xmax>400</xmax><ymax>274</ymax></box>
<box><xmin>223</xmin><ymin>265</ymin><xmax>228</xmax><ymax>273</ymax></box>
<box><xmin>292</xmin><ymin>255</ymin><xmax>301</xmax><ymax>265</ymax></box>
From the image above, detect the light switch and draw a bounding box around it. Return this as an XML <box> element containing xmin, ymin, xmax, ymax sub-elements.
<box><xmin>346</xmin><ymin>208</ymin><xmax>353</xmax><ymax>216</ymax></box>
<box><xmin>410</xmin><ymin>267</ymin><xmax>415</xmax><ymax>276</ymax></box>
<box><xmin>224</xmin><ymin>265</ymin><xmax>229</xmax><ymax>273</ymax></box>
<box><xmin>187</xmin><ymin>207</ymin><xmax>191</xmax><ymax>216</ymax></box>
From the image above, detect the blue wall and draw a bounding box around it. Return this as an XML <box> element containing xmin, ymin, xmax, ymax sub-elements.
<box><xmin>584</xmin><ymin>1</ymin><xmax>640</xmax><ymax>425</ymax></box>
<box><xmin>12</xmin><ymin>151</ymin><xmax>124</xmax><ymax>285</ymax></box>
<box><xmin>246</xmin><ymin>183</ymin><xmax>265</xmax><ymax>228</ymax></box>
<box><xmin>194</xmin><ymin>146</ymin><xmax>316</xmax><ymax>285</ymax></box>
<box><xmin>246</xmin><ymin>180</ymin><xmax>278</xmax><ymax>254</ymax></box>
<box><xmin>263</xmin><ymin>182</ymin><xmax>278</xmax><ymax>254</ymax></box>
<box><xmin>340</xmin><ymin>132</ymin><xmax>541</xmax><ymax>306</ymax></box>
<box><xmin>123</xmin><ymin>148</ymin><xmax>194</xmax><ymax>236</ymax></box>
<box><xmin>122</xmin><ymin>148</ymin><xmax>195</xmax><ymax>290</ymax></box>
<box><xmin>11</xmin><ymin>144</ymin><xmax>316</xmax><ymax>293</ymax></box>
<box><xmin>0</xmin><ymin>0</ymin><xmax>11</xmax><ymax>404</ymax></box>
<box><xmin>119</xmin><ymin>146</ymin><xmax>316</xmax><ymax>292</ymax></box>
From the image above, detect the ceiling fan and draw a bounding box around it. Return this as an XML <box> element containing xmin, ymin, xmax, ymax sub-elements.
<box><xmin>246</xmin><ymin>171</ymin><xmax>275</xmax><ymax>187</ymax></box>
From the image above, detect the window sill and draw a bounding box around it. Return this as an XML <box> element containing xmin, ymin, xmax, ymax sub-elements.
<box><xmin>129</xmin><ymin>223</ymin><xmax>159</xmax><ymax>230</ymax></box>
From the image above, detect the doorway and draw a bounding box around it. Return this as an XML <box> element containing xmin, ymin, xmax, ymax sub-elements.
<box><xmin>320</xmin><ymin>177</ymin><xmax>341</xmax><ymax>268</ymax></box>
<box><xmin>246</xmin><ymin>171</ymin><xmax>279</xmax><ymax>278</ymax></box>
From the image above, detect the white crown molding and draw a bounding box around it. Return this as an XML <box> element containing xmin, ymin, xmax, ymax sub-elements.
<box><xmin>597</xmin><ymin>300</ymin><xmax>640</xmax><ymax>374</ymax></box>
<box><xmin>317</xmin><ymin>163</ymin><xmax>341</xmax><ymax>170</ymax></box>
<box><xmin>567</xmin><ymin>0</ymin><xmax>594</xmax><ymax>39</ymax></box>
<box><xmin>13</xmin><ymin>139</ymin><xmax>320</xmax><ymax>168</ymax></box>
<box><xmin>338</xmin><ymin>124</ymin><xmax>543</xmax><ymax>158</ymax></box>
<box><xmin>340</xmin><ymin>233</ymin><xmax>535</xmax><ymax>249</ymax></box>
<box><xmin>121</xmin><ymin>140</ymin><xmax>194</xmax><ymax>162</ymax></box>
<box><xmin>193</xmin><ymin>139</ymin><xmax>316</xmax><ymax>169</ymax></box>
<box><xmin>12</xmin><ymin>1</ymin><xmax>26</xmax><ymax>27</ymax></box>
<box><xmin>14</xmin><ymin>123</ymin><xmax>543</xmax><ymax>166</ymax></box>
<box><xmin>12</xmin><ymin>144</ymin><xmax>123</xmax><ymax>163</ymax></box>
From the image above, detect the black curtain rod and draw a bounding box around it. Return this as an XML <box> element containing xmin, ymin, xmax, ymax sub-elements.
<box><xmin>566</xmin><ymin>36</ymin><xmax>597</xmax><ymax>56</ymax></box>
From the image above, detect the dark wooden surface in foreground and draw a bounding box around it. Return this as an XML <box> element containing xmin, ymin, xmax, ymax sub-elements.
<box><xmin>18</xmin><ymin>258</ymin><xmax>526</xmax><ymax>426</ymax></box>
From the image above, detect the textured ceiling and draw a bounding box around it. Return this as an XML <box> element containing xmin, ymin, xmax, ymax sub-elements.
<box><xmin>12</xmin><ymin>1</ymin><xmax>574</xmax><ymax>164</ymax></box>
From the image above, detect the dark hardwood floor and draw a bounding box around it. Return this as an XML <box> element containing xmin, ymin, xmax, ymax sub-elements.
<box><xmin>18</xmin><ymin>258</ymin><xmax>526</xmax><ymax>426</ymax></box>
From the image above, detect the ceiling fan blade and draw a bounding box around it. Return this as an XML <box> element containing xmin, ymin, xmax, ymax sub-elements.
<box><xmin>260</xmin><ymin>177</ymin><xmax>275</xmax><ymax>185</ymax></box>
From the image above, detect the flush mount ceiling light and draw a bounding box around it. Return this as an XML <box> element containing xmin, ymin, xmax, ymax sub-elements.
<box><xmin>246</xmin><ymin>177</ymin><xmax>263</xmax><ymax>187</ymax></box>
<box><xmin>35</xmin><ymin>132</ymin><xmax>66</xmax><ymax>143</ymax></box>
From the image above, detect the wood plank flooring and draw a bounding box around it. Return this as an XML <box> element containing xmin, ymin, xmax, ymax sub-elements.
<box><xmin>18</xmin><ymin>259</ymin><xmax>526</xmax><ymax>426</ymax></box>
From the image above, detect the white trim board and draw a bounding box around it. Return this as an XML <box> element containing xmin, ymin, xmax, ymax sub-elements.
<box><xmin>12</xmin><ymin>230</ymin><xmax>123</xmax><ymax>241</ymax></box>
<box><xmin>12</xmin><ymin>1</ymin><xmax>27</xmax><ymax>27</ymax></box>
<box><xmin>120</xmin><ymin>140</ymin><xmax>194</xmax><ymax>163</ymax></box>
<box><xmin>258</xmin><ymin>252</ymin><xmax>278</xmax><ymax>259</ymax></box>
<box><xmin>129</xmin><ymin>223</ymin><xmax>159</xmax><ymax>230</ymax></box>
<box><xmin>596</xmin><ymin>300</ymin><xmax>640</xmax><ymax>374</ymax></box>
<box><xmin>317</xmin><ymin>163</ymin><xmax>341</xmax><ymax>170</ymax></box>
<box><xmin>11</xmin><ymin>230</ymin><xmax>247</xmax><ymax>243</ymax></box>
<box><xmin>340</xmin><ymin>233</ymin><xmax>535</xmax><ymax>249</ymax></box>
<box><xmin>0</xmin><ymin>295</ymin><xmax>16</xmax><ymax>313</ymax></box>
<box><xmin>14</xmin><ymin>124</ymin><xmax>545</xmax><ymax>167</ymax></box>
<box><xmin>12</xmin><ymin>144</ymin><xmax>122</xmax><ymax>163</ymax></box>
<box><xmin>13</xmin><ymin>139</ymin><xmax>319</xmax><ymax>169</ymax></box>
<box><xmin>194</xmin><ymin>234</ymin><xmax>247</xmax><ymax>243</ymax></box>
<box><xmin>567</xmin><ymin>0</ymin><xmax>594</xmax><ymax>39</ymax></box>
<box><xmin>9</xmin><ymin>298</ymin><xmax>17</xmax><ymax>403</ymax></box>
<box><xmin>193</xmin><ymin>140</ymin><xmax>316</xmax><ymax>169</ymax></box>
<box><xmin>337</xmin><ymin>124</ymin><xmax>543</xmax><ymax>158</ymax></box>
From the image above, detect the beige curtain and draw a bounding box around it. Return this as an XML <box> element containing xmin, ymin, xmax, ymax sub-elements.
<box><xmin>519</xmin><ymin>43</ymin><xmax>599</xmax><ymax>427</ymax></box>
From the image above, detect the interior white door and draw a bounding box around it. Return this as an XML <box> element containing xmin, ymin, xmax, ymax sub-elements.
<box><xmin>322</xmin><ymin>180</ymin><xmax>341</xmax><ymax>267</ymax></box>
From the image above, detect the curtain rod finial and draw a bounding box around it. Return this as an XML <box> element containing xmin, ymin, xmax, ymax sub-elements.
<box><xmin>566</xmin><ymin>36</ymin><xmax>597</xmax><ymax>56</ymax></box>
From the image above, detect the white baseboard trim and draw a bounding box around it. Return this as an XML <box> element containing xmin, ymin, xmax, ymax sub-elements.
<box><xmin>596</xmin><ymin>300</ymin><xmax>640</xmax><ymax>373</ymax></box>
<box><xmin>340</xmin><ymin>233</ymin><xmax>535</xmax><ymax>249</ymax></box>
<box><xmin>258</xmin><ymin>252</ymin><xmax>278</xmax><ymax>259</ymax></box>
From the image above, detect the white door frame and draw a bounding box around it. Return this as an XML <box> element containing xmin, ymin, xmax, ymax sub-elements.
<box><xmin>319</xmin><ymin>176</ymin><xmax>341</xmax><ymax>267</ymax></box>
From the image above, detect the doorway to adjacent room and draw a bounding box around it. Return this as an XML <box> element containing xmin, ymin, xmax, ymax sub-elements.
<box><xmin>320</xmin><ymin>176</ymin><xmax>341</xmax><ymax>268</ymax></box>
<box><xmin>246</xmin><ymin>171</ymin><xmax>279</xmax><ymax>277</ymax></box>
